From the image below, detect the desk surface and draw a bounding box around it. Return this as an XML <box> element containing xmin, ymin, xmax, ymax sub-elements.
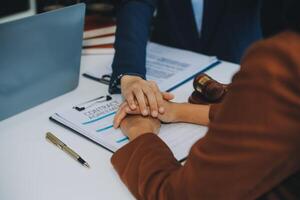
<box><xmin>0</xmin><ymin>55</ymin><xmax>239</xmax><ymax>200</ymax></box>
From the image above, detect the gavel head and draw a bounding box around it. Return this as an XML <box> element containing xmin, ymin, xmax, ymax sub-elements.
<box><xmin>190</xmin><ymin>73</ymin><xmax>228</xmax><ymax>104</ymax></box>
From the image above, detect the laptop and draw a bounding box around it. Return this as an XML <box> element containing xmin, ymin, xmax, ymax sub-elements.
<box><xmin>0</xmin><ymin>4</ymin><xmax>85</xmax><ymax>121</ymax></box>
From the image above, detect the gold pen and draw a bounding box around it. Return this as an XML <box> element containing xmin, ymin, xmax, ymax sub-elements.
<box><xmin>46</xmin><ymin>132</ymin><xmax>90</xmax><ymax>168</ymax></box>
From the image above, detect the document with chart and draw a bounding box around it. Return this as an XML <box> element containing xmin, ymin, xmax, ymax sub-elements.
<box><xmin>50</xmin><ymin>95</ymin><xmax>208</xmax><ymax>161</ymax></box>
<box><xmin>83</xmin><ymin>42</ymin><xmax>220</xmax><ymax>92</ymax></box>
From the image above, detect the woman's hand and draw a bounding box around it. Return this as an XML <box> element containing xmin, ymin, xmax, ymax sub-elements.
<box><xmin>120</xmin><ymin>115</ymin><xmax>161</xmax><ymax>141</ymax></box>
<box><xmin>114</xmin><ymin>95</ymin><xmax>178</xmax><ymax>128</ymax></box>
<box><xmin>121</xmin><ymin>75</ymin><xmax>166</xmax><ymax>117</ymax></box>
<box><xmin>114</xmin><ymin>101</ymin><xmax>211</xmax><ymax>128</ymax></box>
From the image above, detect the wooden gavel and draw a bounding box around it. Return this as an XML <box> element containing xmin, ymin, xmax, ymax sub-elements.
<box><xmin>188</xmin><ymin>73</ymin><xmax>228</xmax><ymax>104</ymax></box>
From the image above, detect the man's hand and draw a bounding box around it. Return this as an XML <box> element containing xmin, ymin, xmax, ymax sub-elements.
<box><xmin>121</xmin><ymin>75</ymin><xmax>166</xmax><ymax>117</ymax></box>
<box><xmin>120</xmin><ymin>115</ymin><xmax>161</xmax><ymax>141</ymax></box>
<box><xmin>114</xmin><ymin>96</ymin><xmax>178</xmax><ymax>128</ymax></box>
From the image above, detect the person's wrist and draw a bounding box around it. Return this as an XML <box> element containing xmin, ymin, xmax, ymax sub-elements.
<box><xmin>126</xmin><ymin>121</ymin><xmax>160</xmax><ymax>140</ymax></box>
<box><xmin>121</xmin><ymin>75</ymin><xmax>142</xmax><ymax>85</ymax></box>
<box><xmin>172</xmin><ymin>103</ymin><xmax>188</xmax><ymax>123</ymax></box>
<box><xmin>128</xmin><ymin>131</ymin><xmax>154</xmax><ymax>141</ymax></box>
<box><xmin>173</xmin><ymin>104</ymin><xmax>210</xmax><ymax>125</ymax></box>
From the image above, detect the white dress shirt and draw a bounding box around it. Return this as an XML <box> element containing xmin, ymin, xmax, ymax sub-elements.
<box><xmin>191</xmin><ymin>0</ymin><xmax>204</xmax><ymax>34</ymax></box>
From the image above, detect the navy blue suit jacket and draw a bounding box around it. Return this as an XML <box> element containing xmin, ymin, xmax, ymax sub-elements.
<box><xmin>110</xmin><ymin>0</ymin><xmax>262</xmax><ymax>93</ymax></box>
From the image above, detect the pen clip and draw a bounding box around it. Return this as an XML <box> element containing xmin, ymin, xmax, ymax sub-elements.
<box><xmin>54</xmin><ymin>142</ymin><xmax>65</xmax><ymax>150</ymax></box>
<box><xmin>99</xmin><ymin>74</ymin><xmax>111</xmax><ymax>85</ymax></box>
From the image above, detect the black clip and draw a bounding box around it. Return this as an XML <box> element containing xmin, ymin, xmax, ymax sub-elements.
<box><xmin>73</xmin><ymin>95</ymin><xmax>112</xmax><ymax>111</ymax></box>
<box><xmin>82</xmin><ymin>73</ymin><xmax>111</xmax><ymax>85</ymax></box>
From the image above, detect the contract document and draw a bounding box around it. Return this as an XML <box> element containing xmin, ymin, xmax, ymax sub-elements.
<box><xmin>50</xmin><ymin>95</ymin><xmax>208</xmax><ymax>161</ymax></box>
<box><xmin>83</xmin><ymin>42</ymin><xmax>220</xmax><ymax>91</ymax></box>
<box><xmin>51</xmin><ymin>42</ymin><xmax>220</xmax><ymax>161</ymax></box>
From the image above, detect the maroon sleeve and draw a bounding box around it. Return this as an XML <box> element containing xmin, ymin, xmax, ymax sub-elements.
<box><xmin>208</xmin><ymin>103</ymin><xmax>222</xmax><ymax>122</ymax></box>
<box><xmin>111</xmin><ymin>31</ymin><xmax>300</xmax><ymax>200</ymax></box>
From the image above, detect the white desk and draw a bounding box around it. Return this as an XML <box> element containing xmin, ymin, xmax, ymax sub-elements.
<box><xmin>0</xmin><ymin>55</ymin><xmax>239</xmax><ymax>200</ymax></box>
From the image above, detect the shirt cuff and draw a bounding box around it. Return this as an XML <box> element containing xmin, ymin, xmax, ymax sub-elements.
<box><xmin>209</xmin><ymin>103</ymin><xmax>222</xmax><ymax>122</ymax></box>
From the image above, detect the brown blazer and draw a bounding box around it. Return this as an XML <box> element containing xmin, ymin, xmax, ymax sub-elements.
<box><xmin>111</xmin><ymin>31</ymin><xmax>300</xmax><ymax>200</ymax></box>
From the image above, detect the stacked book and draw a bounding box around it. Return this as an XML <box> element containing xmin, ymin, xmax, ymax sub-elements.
<box><xmin>82</xmin><ymin>16</ymin><xmax>116</xmax><ymax>55</ymax></box>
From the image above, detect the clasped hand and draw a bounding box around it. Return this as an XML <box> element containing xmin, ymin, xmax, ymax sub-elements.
<box><xmin>116</xmin><ymin>76</ymin><xmax>176</xmax><ymax>140</ymax></box>
<box><xmin>114</xmin><ymin>91</ymin><xmax>176</xmax><ymax>140</ymax></box>
<box><xmin>116</xmin><ymin>75</ymin><xmax>210</xmax><ymax>140</ymax></box>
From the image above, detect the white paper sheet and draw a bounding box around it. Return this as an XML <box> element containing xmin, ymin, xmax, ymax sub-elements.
<box><xmin>83</xmin><ymin>42</ymin><xmax>219</xmax><ymax>91</ymax></box>
<box><xmin>51</xmin><ymin>94</ymin><xmax>207</xmax><ymax>161</ymax></box>
<box><xmin>52</xmin><ymin>42</ymin><xmax>220</xmax><ymax>161</ymax></box>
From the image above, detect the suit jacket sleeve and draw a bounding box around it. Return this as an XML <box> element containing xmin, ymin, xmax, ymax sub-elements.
<box><xmin>109</xmin><ymin>0</ymin><xmax>157</xmax><ymax>93</ymax></box>
<box><xmin>111</xmin><ymin>31</ymin><xmax>300</xmax><ymax>199</ymax></box>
